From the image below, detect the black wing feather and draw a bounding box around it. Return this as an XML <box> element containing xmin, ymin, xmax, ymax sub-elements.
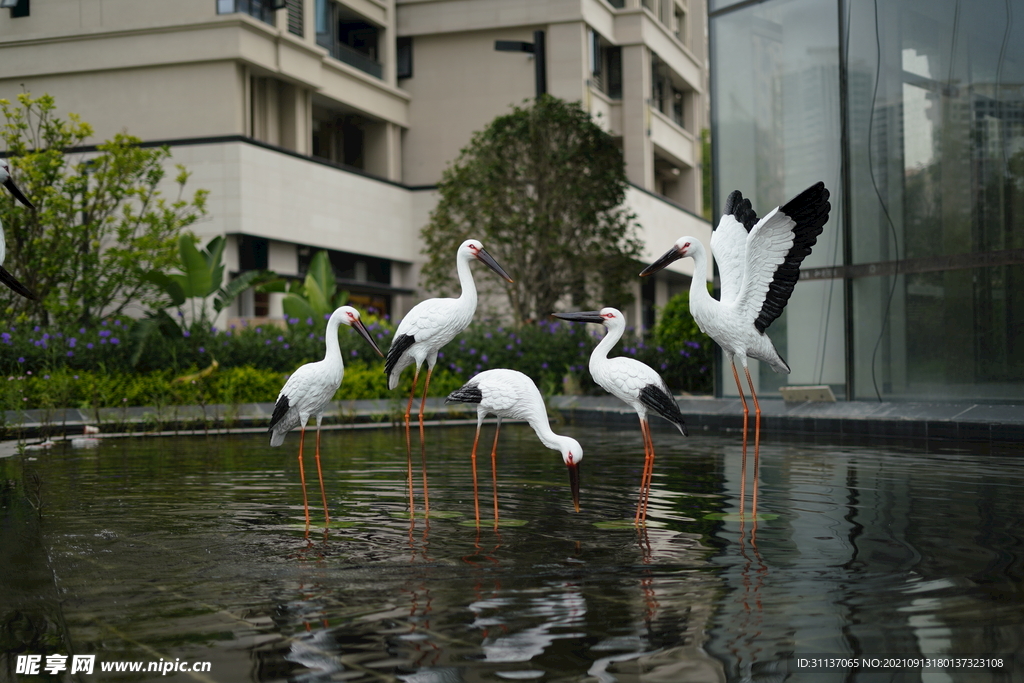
<box><xmin>754</xmin><ymin>182</ymin><xmax>831</xmax><ymax>334</ymax></box>
<box><xmin>0</xmin><ymin>265</ymin><xmax>36</xmax><ymax>300</ymax></box>
<box><xmin>445</xmin><ymin>382</ymin><xmax>482</xmax><ymax>404</ymax></box>
<box><xmin>723</xmin><ymin>190</ymin><xmax>758</xmax><ymax>232</ymax></box>
<box><xmin>638</xmin><ymin>384</ymin><xmax>688</xmax><ymax>437</ymax></box>
<box><xmin>268</xmin><ymin>393</ymin><xmax>289</xmax><ymax>431</ymax></box>
<box><xmin>384</xmin><ymin>333</ymin><xmax>416</xmax><ymax>379</ymax></box>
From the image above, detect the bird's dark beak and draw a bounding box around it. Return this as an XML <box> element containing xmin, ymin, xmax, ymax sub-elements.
<box><xmin>476</xmin><ymin>247</ymin><xmax>514</xmax><ymax>283</ymax></box>
<box><xmin>352</xmin><ymin>318</ymin><xmax>384</xmax><ymax>357</ymax></box>
<box><xmin>552</xmin><ymin>311</ymin><xmax>604</xmax><ymax>325</ymax></box>
<box><xmin>639</xmin><ymin>245</ymin><xmax>684</xmax><ymax>277</ymax></box>
<box><xmin>567</xmin><ymin>462</ymin><xmax>581</xmax><ymax>513</ymax></box>
<box><xmin>4</xmin><ymin>177</ymin><xmax>34</xmax><ymax>211</ymax></box>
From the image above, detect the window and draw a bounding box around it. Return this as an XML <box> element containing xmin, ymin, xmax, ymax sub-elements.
<box><xmin>674</xmin><ymin>1</ymin><xmax>688</xmax><ymax>45</ymax></box>
<box><xmin>590</xmin><ymin>31</ymin><xmax>622</xmax><ymax>100</ymax></box>
<box><xmin>217</xmin><ymin>0</ymin><xmax>279</xmax><ymax>26</ymax></box>
<box><xmin>286</xmin><ymin>0</ymin><xmax>303</xmax><ymax>36</ymax></box>
<box><xmin>397</xmin><ymin>36</ymin><xmax>413</xmax><ymax>79</ymax></box>
<box><xmin>651</xmin><ymin>52</ymin><xmax>686</xmax><ymax>128</ymax></box>
<box><xmin>316</xmin><ymin>0</ymin><xmax>383</xmax><ymax>79</ymax></box>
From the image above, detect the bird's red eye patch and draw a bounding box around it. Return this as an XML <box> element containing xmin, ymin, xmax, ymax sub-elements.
<box><xmin>603</xmin><ymin>313</ymin><xmax>614</xmax><ymax>319</ymax></box>
<box><xmin>682</xmin><ymin>242</ymin><xmax>691</xmax><ymax>250</ymax></box>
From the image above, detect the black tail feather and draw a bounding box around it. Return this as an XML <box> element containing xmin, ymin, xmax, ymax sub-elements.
<box><xmin>638</xmin><ymin>384</ymin><xmax>688</xmax><ymax>436</ymax></box>
<box><xmin>384</xmin><ymin>333</ymin><xmax>415</xmax><ymax>378</ymax></box>
<box><xmin>268</xmin><ymin>394</ymin><xmax>289</xmax><ymax>431</ymax></box>
<box><xmin>445</xmin><ymin>383</ymin><xmax>482</xmax><ymax>404</ymax></box>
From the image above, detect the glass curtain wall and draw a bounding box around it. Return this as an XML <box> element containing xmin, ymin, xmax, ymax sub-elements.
<box><xmin>711</xmin><ymin>0</ymin><xmax>1024</xmax><ymax>402</ymax></box>
<box><xmin>847</xmin><ymin>0</ymin><xmax>1024</xmax><ymax>401</ymax></box>
<box><xmin>711</xmin><ymin>0</ymin><xmax>847</xmax><ymax>399</ymax></box>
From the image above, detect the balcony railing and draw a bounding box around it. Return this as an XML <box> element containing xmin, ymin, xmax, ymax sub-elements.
<box><xmin>329</xmin><ymin>42</ymin><xmax>383</xmax><ymax>79</ymax></box>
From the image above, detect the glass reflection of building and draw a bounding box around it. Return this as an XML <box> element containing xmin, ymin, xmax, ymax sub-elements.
<box><xmin>709</xmin><ymin>0</ymin><xmax>1024</xmax><ymax>402</ymax></box>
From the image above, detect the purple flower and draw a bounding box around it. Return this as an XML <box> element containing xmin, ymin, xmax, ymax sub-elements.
<box><xmin>73</xmin><ymin>375</ymin><xmax>79</xmax><ymax>380</ymax></box>
<box><xmin>265</xmin><ymin>340</ymin><xmax>271</xmax><ymax>345</ymax></box>
<box><xmin>110</xmin><ymin>338</ymin><xmax>119</xmax><ymax>345</ymax></box>
<box><xmin>183</xmin><ymin>330</ymin><xmax>190</xmax><ymax>338</ymax></box>
<box><xmin>686</xmin><ymin>341</ymin><xmax>701</xmax><ymax>349</ymax></box>
<box><xmin>475</xmin><ymin>363</ymin><xmax>481</xmax><ymax>370</ymax></box>
<box><xmin>255</xmin><ymin>327</ymin><xmax>262</xmax><ymax>334</ymax></box>
<box><xmin>101</xmin><ymin>320</ymin><xmax>108</xmax><ymax>326</ymax></box>
<box><xmin>506</xmin><ymin>344</ymin><xmax>513</xmax><ymax>351</ymax></box>
<box><xmin>481</xmin><ymin>354</ymin><xmax>488</xmax><ymax>362</ymax></box>
<box><xmin>114</xmin><ymin>320</ymin><xmax>122</xmax><ymax>327</ymax></box>
<box><xmin>79</xmin><ymin>327</ymin><xmax>86</xmax><ymax>334</ymax></box>
<box><xmin>323</xmin><ymin>313</ymin><xmax>331</xmax><ymax>320</ymax></box>
<box><xmin>438</xmin><ymin>351</ymin><xmax>444</xmax><ymax>359</ymax></box>
<box><xmin>17</xmin><ymin>357</ymin><xmax>24</xmax><ymax>363</ymax></box>
<box><xmin>43</xmin><ymin>374</ymin><xmax>49</xmax><ymax>380</ymax></box>
<box><xmin>308</xmin><ymin>332</ymin><xmax>315</xmax><ymax>339</ymax></box>
<box><xmin>100</xmin><ymin>339</ymin><xmax>107</xmax><ymax>345</ymax></box>
<box><xmin>67</xmin><ymin>351</ymin><xmax>74</xmax><ymax>357</ymax></box>
<box><xmin>33</xmin><ymin>325</ymin><xmax>40</xmax><ymax>332</ymax></box>
<box><xmin>198</xmin><ymin>346</ymin><xmax>204</xmax><ymax>353</ymax></box>
<box><xmin>283</xmin><ymin>343</ymin><xmax>289</xmax><ymax>349</ymax></box>
<box><xmin>351</xmin><ymin>350</ymin><xmax>358</xmax><ymax>356</ymax></box>
<box><xmin>306</xmin><ymin>317</ymin><xmax>313</xmax><ymax>326</ymax></box>
<box><xmin>541</xmin><ymin>362</ymin><xmax>548</xmax><ymax>369</ymax></box>
<box><xmin>277</xmin><ymin>335</ymin><xmax>284</xmax><ymax>342</ymax></box>
<box><xmin>0</xmin><ymin>332</ymin><xmax>9</xmax><ymax>343</ymax></box>
<box><xmin>485</xmin><ymin>332</ymin><xmax>492</xmax><ymax>339</ymax></box>
<box><xmin>288</xmin><ymin>318</ymin><xmax>299</xmax><ymax>325</ymax></box>
<box><xmin>469</xmin><ymin>348</ymin><xmax>477</xmax><ymax>355</ymax></box>
<box><xmin>86</xmin><ymin>343</ymin><xmax>94</xmax><ymax>350</ymax></box>
<box><xmin>42</xmin><ymin>333</ymin><xmax>50</xmax><ymax>341</ymax></box>
<box><xmin>98</xmin><ymin>330</ymin><xmax>111</xmax><ymax>337</ymax></box>
<box><xmin>661</xmin><ymin>363</ymin><xmax>668</xmax><ymax>370</ymax></box>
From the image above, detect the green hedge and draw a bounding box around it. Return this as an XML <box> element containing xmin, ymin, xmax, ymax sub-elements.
<box><xmin>1</xmin><ymin>295</ymin><xmax>713</xmax><ymax>413</ymax></box>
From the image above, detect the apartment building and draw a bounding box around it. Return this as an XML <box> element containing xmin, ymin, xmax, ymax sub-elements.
<box><xmin>0</xmin><ymin>0</ymin><xmax>710</xmax><ymax>329</ymax></box>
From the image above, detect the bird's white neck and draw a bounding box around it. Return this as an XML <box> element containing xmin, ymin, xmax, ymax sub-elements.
<box><xmin>528</xmin><ymin>413</ymin><xmax>566</xmax><ymax>452</ymax></box>
<box><xmin>591</xmin><ymin>321</ymin><xmax>624</xmax><ymax>365</ymax></box>
<box><xmin>687</xmin><ymin>243</ymin><xmax>715</xmax><ymax>310</ymax></box>
<box><xmin>324</xmin><ymin>315</ymin><xmax>345</xmax><ymax>366</ymax></box>
<box><xmin>455</xmin><ymin>252</ymin><xmax>479</xmax><ymax>310</ymax></box>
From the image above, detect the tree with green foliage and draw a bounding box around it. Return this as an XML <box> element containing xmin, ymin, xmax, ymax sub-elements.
<box><xmin>421</xmin><ymin>95</ymin><xmax>642</xmax><ymax>325</ymax></box>
<box><xmin>0</xmin><ymin>93</ymin><xmax>208</xmax><ymax>325</ymax></box>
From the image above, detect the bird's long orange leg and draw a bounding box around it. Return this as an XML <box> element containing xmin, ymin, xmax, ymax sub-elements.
<box><xmin>419</xmin><ymin>366</ymin><xmax>433</xmax><ymax>516</ymax></box>
<box><xmin>643</xmin><ymin>420</ymin><xmax>656</xmax><ymax>522</ymax></box>
<box><xmin>470</xmin><ymin>423</ymin><xmax>481</xmax><ymax>526</ymax></box>
<box><xmin>732</xmin><ymin>362</ymin><xmax>749</xmax><ymax>521</ymax></box>
<box><xmin>297</xmin><ymin>426</ymin><xmax>310</xmax><ymax>536</ymax></box>
<box><xmin>314</xmin><ymin>420</ymin><xmax>330</xmax><ymax>528</ymax></box>
<box><xmin>490</xmin><ymin>419</ymin><xmax>501</xmax><ymax>530</ymax></box>
<box><xmin>405</xmin><ymin>367</ymin><xmax>420</xmax><ymax>517</ymax></box>
<box><xmin>744</xmin><ymin>366</ymin><xmax>761</xmax><ymax>520</ymax></box>
<box><xmin>634</xmin><ymin>418</ymin><xmax>652</xmax><ymax>525</ymax></box>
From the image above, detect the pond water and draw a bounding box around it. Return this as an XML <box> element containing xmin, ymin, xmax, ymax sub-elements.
<box><xmin>2</xmin><ymin>422</ymin><xmax>1023</xmax><ymax>682</ymax></box>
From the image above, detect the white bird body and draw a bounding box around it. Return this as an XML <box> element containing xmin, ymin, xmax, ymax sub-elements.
<box><xmin>553</xmin><ymin>307</ymin><xmax>686</xmax><ymax>524</ymax></box>
<box><xmin>385</xmin><ymin>238</ymin><xmax>513</xmax><ymax>517</ymax></box>
<box><xmin>447</xmin><ymin>368</ymin><xmax>582</xmax><ymax>520</ymax></box>
<box><xmin>640</xmin><ymin>182</ymin><xmax>831</xmax><ymax>519</ymax></box>
<box><xmin>386</xmin><ymin>239</ymin><xmax>511</xmax><ymax>389</ymax></box>
<box><xmin>452</xmin><ymin>369</ymin><xmax>582</xmax><ymax>462</ymax></box>
<box><xmin>0</xmin><ymin>159</ymin><xmax>37</xmax><ymax>300</ymax></box>
<box><xmin>645</xmin><ymin>183</ymin><xmax>831</xmax><ymax>374</ymax></box>
<box><xmin>267</xmin><ymin>305</ymin><xmax>383</xmax><ymax>534</ymax></box>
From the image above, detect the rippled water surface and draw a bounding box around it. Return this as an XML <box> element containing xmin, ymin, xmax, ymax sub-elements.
<box><xmin>2</xmin><ymin>423</ymin><xmax>1023</xmax><ymax>682</ymax></box>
